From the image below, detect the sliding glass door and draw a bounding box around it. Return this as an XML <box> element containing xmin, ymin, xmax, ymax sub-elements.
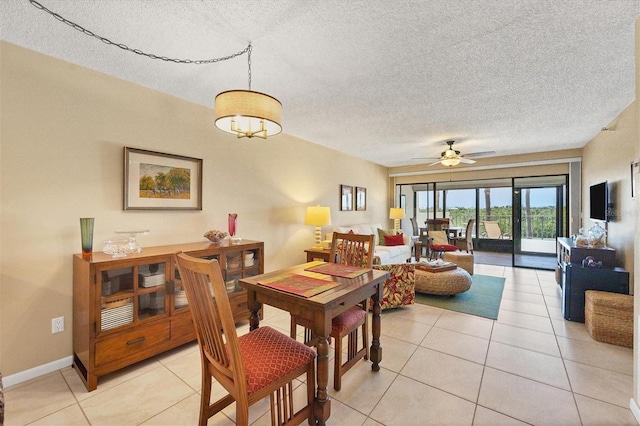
<box><xmin>397</xmin><ymin>174</ymin><xmax>568</xmax><ymax>269</ymax></box>
<box><xmin>513</xmin><ymin>176</ymin><xmax>568</xmax><ymax>269</ymax></box>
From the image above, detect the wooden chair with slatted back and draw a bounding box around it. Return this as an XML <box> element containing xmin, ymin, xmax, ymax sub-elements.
<box><xmin>425</xmin><ymin>218</ymin><xmax>451</xmax><ymax>231</ymax></box>
<box><xmin>290</xmin><ymin>231</ymin><xmax>374</xmax><ymax>391</ymax></box>
<box><xmin>175</xmin><ymin>253</ymin><xmax>316</xmax><ymax>426</ymax></box>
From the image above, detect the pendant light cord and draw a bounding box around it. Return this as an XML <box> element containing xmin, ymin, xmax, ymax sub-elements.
<box><xmin>28</xmin><ymin>0</ymin><xmax>251</xmax><ymax>65</ymax></box>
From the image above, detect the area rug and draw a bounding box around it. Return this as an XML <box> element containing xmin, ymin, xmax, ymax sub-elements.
<box><xmin>414</xmin><ymin>274</ymin><xmax>506</xmax><ymax>320</ymax></box>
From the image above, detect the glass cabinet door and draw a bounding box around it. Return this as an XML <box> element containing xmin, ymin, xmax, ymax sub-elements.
<box><xmin>98</xmin><ymin>260</ymin><xmax>169</xmax><ymax>332</ymax></box>
<box><xmin>173</xmin><ymin>254</ymin><xmax>219</xmax><ymax>311</ymax></box>
<box><xmin>99</xmin><ymin>267</ymin><xmax>135</xmax><ymax>332</ymax></box>
<box><xmin>137</xmin><ymin>262</ymin><xmax>167</xmax><ymax>320</ymax></box>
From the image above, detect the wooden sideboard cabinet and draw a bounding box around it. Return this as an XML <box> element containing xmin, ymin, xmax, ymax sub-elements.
<box><xmin>73</xmin><ymin>240</ymin><xmax>264</xmax><ymax>391</ymax></box>
<box><xmin>556</xmin><ymin>237</ymin><xmax>617</xmax><ymax>268</ymax></box>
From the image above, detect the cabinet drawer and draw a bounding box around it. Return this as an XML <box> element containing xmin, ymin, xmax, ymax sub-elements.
<box><xmin>171</xmin><ymin>311</ymin><xmax>196</xmax><ymax>342</ymax></box>
<box><xmin>95</xmin><ymin>321</ymin><xmax>170</xmax><ymax>366</ymax></box>
<box><xmin>228</xmin><ymin>292</ymin><xmax>249</xmax><ymax>318</ymax></box>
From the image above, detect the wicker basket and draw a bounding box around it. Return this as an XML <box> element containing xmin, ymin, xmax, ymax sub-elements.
<box><xmin>585</xmin><ymin>290</ymin><xmax>633</xmax><ymax>348</ymax></box>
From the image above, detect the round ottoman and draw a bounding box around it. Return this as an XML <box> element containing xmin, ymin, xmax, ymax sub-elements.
<box><xmin>443</xmin><ymin>251</ymin><xmax>474</xmax><ymax>275</ymax></box>
<box><xmin>414</xmin><ymin>267</ymin><xmax>472</xmax><ymax>296</ymax></box>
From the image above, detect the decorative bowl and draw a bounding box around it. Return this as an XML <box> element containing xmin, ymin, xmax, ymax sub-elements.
<box><xmin>204</xmin><ymin>230</ymin><xmax>228</xmax><ymax>243</ymax></box>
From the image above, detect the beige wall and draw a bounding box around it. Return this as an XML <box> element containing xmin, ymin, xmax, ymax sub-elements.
<box><xmin>0</xmin><ymin>42</ymin><xmax>389</xmax><ymax>376</ymax></box>
<box><xmin>582</xmin><ymin>101</ymin><xmax>637</xmax><ymax>279</ymax></box>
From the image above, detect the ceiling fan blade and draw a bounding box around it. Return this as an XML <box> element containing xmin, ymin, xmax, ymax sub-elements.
<box><xmin>428</xmin><ymin>160</ymin><xmax>443</xmax><ymax>166</ymax></box>
<box><xmin>411</xmin><ymin>157</ymin><xmax>440</xmax><ymax>160</ymax></box>
<box><xmin>464</xmin><ymin>150</ymin><xmax>496</xmax><ymax>158</ymax></box>
<box><xmin>459</xmin><ymin>157</ymin><xmax>476</xmax><ymax>164</ymax></box>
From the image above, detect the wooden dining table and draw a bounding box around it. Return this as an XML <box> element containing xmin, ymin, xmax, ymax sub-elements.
<box><xmin>239</xmin><ymin>261</ymin><xmax>390</xmax><ymax>425</ymax></box>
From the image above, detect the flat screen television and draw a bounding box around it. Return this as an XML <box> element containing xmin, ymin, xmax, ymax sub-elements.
<box><xmin>589</xmin><ymin>181</ymin><xmax>608</xmax><ymax>221</ymax></box>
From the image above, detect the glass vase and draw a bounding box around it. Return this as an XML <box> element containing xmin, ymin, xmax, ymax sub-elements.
<box><xmin>228</xmin><ymin>213</ymin><xmax>237</xmax><ymax>237</ymax></box>
<box><xmin>80</xmin><ymin>218</ymin><xmax>94</xmax><ymax>259</ymax></box>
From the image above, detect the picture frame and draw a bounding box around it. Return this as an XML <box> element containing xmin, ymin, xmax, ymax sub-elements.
<box><xmin>124</xmin><ymin>147</ymin><xmax>203</xmax><ymax>210</ymax></box>
<box><xmin>340</xmin><ymin>184</ymin><xmax>353</xmax><ymax>211</ymax></box>
<box><xmin>632</xmin><ymin>161</ymin><xmax>639</xmax><ymax>199</ymax></box>
<box><xmin>356</xmin><ymin>187</ymin><xmax>367</xmax><ymax>211</ymax></box>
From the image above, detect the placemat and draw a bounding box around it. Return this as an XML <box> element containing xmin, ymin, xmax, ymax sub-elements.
<box><xmin>305</xmin><ymin>262</ymin><xmax>370</xmax><ymax>278</ymax></box>
<box><xmin>258</xmin><ymin>272</ymin><xmax>339</xmax><ymax>297</ymax></box>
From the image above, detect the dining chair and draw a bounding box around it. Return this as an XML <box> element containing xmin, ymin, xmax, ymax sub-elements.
<box><xmin>409</xmin><ymin>218</ymin><xmax>422</xmax><ymax>257</ymax></box>
<box><xmin>175</xmin><ymin>253</ymin><xmax>316</xmax><ymax>426</ymax></box>
<box><xmin>453</xmin><ymin>219</ymin><xmax>475</xmax><ymax>253</ymax></box>
<box><xmin>427</xmin><ymin>229</ymin><xmax>458</xmax><ymax>259</ymax></box>
<box><xmin>290</xmin><ymin>231</ymin><xmax>374</xmax><ymax>391</ymax></box>
<box><xmin>425</xmin><ymin>218</ymin><xmax>451</xmax><ymax>231</ymax></box>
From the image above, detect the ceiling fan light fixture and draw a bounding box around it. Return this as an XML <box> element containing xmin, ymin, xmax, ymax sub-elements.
<box><xmin>440</xmin><ymin>157</ymin><xmax>461</xmax><ymax>167</ymax></box>
<box><xmin>214</xmin><ymin>90</ymin><xmax>282</xmax><ymax>139</ymax></box>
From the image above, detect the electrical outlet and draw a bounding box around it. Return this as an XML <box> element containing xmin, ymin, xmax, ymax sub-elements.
<box><xmin>52</xmin><ymin>316</ymin><xmax>64</xmax><ymax>334</ymax></box>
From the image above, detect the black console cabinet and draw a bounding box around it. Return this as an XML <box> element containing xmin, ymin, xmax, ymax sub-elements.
<box><xmin>561</xmin><ymin>262</ymin><xmax>629</xmax><ymax>323</ymax></box>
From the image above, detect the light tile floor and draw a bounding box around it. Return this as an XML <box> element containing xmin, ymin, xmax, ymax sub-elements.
<box><xmin>5</xmin><ymin>264</ymin><xmax>637</xmax><ymax>425</ymax></box>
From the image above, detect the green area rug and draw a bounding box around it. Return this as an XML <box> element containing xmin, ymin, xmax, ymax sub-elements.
<box><xmin>414</xmin><ymin>274</ymin><xmax>506</xmax><ymax>320</ymax></box>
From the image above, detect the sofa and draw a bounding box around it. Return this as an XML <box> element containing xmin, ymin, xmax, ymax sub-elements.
<box><xmin>329</xmin><ymin>223</ymin><xmax>411</xmax><ymax>265</ymax></box>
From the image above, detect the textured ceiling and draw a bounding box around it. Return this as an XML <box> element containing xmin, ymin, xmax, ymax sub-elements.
<box><xmin>2</xmin><ymin>0</ymin><xmax>639</xmax><ymax>167</ymax></box>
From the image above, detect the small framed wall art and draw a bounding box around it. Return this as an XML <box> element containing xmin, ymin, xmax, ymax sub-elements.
<box><xmin>340</xmin><ymin>184</ymin><xmax>353</xmax><ymax>211</ymax></box>
<box><xmin>124</xmin><ymin>147</ymin><xmax>203</xmax><ymax>210</ymax></box>
<box><xmin>356</xmin><ymin>187</ymin><xmax>367</xmax><ymax>211</ymax></box>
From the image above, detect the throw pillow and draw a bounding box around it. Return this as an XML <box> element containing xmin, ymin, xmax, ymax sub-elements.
<box><xmin>377</xmin><ymin>228</ymin><xmax>396</xmax><ymax>246</ymax></box>
<box><xmin>384</xmin><ymin>234</ymin><xmax>405</xmax><ymax>246</ymax></box>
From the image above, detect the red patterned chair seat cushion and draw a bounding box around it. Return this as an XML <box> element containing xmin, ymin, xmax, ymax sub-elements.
<box><xmin>331</xmin><ymin>306</ymin><xmax>367</xmax><ymax>334</ymax></box>
<box><xmin>431</xmin><ymin>243</ymin><xmax>458</xmax><ymax>251</ymax></box>
<box><xmin>372</xmin><ymin>263</ymin><xmax>415</xmax><ymax>310</ymax></box>
<box><xmin>236</xmin><ymin>326</ymin><xmax>316</xmax><ymax>394</ymax></box>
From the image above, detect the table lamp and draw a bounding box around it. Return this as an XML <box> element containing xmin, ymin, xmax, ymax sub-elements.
<box><xmin>305</xmin><ymin>206</ymin><xmax>331</xmax><ymax>249</ymax></box>
<box><xmin>389</xmin><ymin>207</ymin><xmax>405</xmax><ymax>233</ymax></box>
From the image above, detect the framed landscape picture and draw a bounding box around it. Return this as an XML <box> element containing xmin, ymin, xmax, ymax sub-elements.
<box><xmin>356</xmin><ymin>187</ymin><xmax>366</xmax><ymax>211</ymax></box>
<box><xmin>124</xmin><ymin>147</ymin><xmax>203</xmax><ymax>210</ymax></box>
<box><xmin>340</xmin><ymin>184</ymin><xmax>353</xmax><ymax>211</ymax></box>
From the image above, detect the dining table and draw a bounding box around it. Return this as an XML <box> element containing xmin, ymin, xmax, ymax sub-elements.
<box><xmin>239</xmin><ymin>261</ymin><xmax>390</xmax><ymax>425</ymax></box>
<box><xmin>442</xmin><ymin>226</ymin><xmax>463</xmax><ymax>241</ymax></box>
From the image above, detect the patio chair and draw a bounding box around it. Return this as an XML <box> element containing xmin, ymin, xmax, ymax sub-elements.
<box><xmin>482</xmin><ymin>221</ymin><xmax>510</xmax><ymax>239</ymax></box>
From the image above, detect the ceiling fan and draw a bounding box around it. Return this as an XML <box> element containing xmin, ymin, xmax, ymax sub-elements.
<box><xmin>413</xmin><ymin>140</ymin><xmax>496</xmax><ymax>167</ymax></box>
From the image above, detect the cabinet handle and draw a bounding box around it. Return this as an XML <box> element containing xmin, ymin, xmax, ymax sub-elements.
<box><xmin>127</xmin><ymin>337</ymin><xmax>145</xmax><ymax>345</ymax></box>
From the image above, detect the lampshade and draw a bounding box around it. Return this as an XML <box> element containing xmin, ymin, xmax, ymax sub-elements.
<box><xmin>305</xmin><ymin>206</ymin><xmax>331</xmax><ymax>249</ymax></box>
<box><xmin>440</xmin><ymin>157</ymin><xmax>461</xmax><ymax>167</ymax></box>
<box><xmin>305</xmin><ymin>206</ymin><xmax>331</xmax><ymax>226</ymax></box>
<box><xmin>389</xmin><ymin>208</ymin><xmax>405</xmax><ymax>220</ymax></box>
<box><xmin>214</xmin><ymin>90</ymin><xmax>282</xmax><ymax>139</ymax></box>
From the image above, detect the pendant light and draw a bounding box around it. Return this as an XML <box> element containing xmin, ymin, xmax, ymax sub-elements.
<box><xmin>214</xmin><ymin>45</ymin><xmax>282</xmax><ymax>139</ymax></box>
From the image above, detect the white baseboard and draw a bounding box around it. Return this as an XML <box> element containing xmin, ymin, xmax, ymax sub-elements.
<box><xmin>630</xmin><ymin>398</ymin><xmax>640</xmax><ymax>425</ymax></box>
<box><xmin>3</xmin><ymin>356</ymin><xmax>73</xmax><ymax>388</ymax></box>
